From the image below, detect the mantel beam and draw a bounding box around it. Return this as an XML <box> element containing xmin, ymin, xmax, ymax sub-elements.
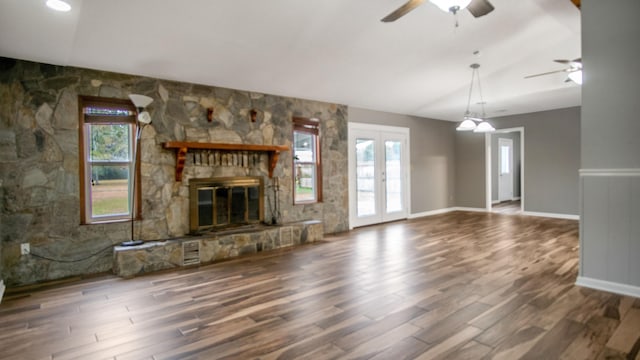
<box><xmin>162</xmin><ymin>141</ymin><xmax>289</xmax><ymax>181</ymax></box>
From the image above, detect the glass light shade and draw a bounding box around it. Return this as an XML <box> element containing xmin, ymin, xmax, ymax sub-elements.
<box><xmin>46</xmin><ymin>0</ymin><xmax>71</xmax><ymax>12</ymax></box>
<box><xmin>430</xmin><ymin>0</ymin><xmax>473</xmax><ymax>12</ymax></box>
<box><xmin>128</xmin><ymin>94</ymin><xmax>154</xmax><ymax>109</ymax></box>
<box><xmin>456</xmin><ymin>118</ymin><xmax>477</xmax><ymax>131</ymax></box>
<box><xmin>568</xmin><ymin>70</ymin><xmax>582</xmax><ymax>85</ymax></box>
<box><xmin>137</xmin><ymin>111</ymin><xmax>152</xmax><ymax>125</ymax></box>
<box><xmin>473</xmin><ymin>121</ymin><xmax>496</xmax><ymax>133</ymax></box>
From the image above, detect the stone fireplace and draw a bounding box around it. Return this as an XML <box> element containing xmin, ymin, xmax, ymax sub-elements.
<box><xmin>189</xmin><ymin>176</ymin><xmax>264</xmax><ymax>233</ymax></box>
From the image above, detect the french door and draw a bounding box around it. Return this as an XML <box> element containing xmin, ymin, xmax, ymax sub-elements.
<box><xmin>349</xmin><ymin>123</ymin><xmax>409</xmax><ymax>228</ymax></box>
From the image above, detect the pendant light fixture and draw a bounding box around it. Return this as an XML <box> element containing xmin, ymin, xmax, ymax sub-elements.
<box><xmin>456</xmin><ymin>63</ymin><xmax>495</xmax><ymax>133</ymax></box>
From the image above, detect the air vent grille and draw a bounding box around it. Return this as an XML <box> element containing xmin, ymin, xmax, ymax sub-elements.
<box><xmin>182</xmin><ymin>240</ymin><xmax>201</xmax><ymax>266</ymax></box>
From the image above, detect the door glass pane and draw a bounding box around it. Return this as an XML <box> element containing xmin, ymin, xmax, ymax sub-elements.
<box><xmin>500</xmin><ymin>145</ymin><xmax>510</xmax><ymax>174</ymax></box>
<box><xmin>198</xmin><ymin>188</ymin><xmax>214</xmax><ymax>227</ymax></box>
<box><xmin>356</xmin><ymin>138</ymin><xmax>376</xmax><ymax>217</ymax></box>
<box><xmin>385</xmin><ymin>140</ymin><xmax>402</xmax><ymax>213</ymax></box>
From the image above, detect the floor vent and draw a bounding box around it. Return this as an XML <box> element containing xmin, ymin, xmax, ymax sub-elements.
<box><xmin>280</xmin><ymin>227</ymin><xmax>293</xmax><ymax>247</ymax></box>
<box><xmin>182</xmin><ymin>240</ymin><xmax>201</xmax><ymax>266</ymax></box>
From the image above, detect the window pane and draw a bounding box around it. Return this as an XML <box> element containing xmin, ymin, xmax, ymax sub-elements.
<box><xmin>90</xmin><ymin>165</ymin><xmax>130</xmax><ymax>217</ymax></box>
<box><xmin>385</xmin><ymin>140</ymin><xmax>402</xmax><ymax>213</ymax></box>
<box><xmin>500</xmin><ymin>145</ymin><xmax>510</xmax><ymax>174</ymax></box>
<box><xmin>294</xmin><ymin>132</ymin><xmax>315</xmax><ymax>162</ymax></box>
<box><xmin>294</xmin><ymin>130</ymin><xmax>318</xmax><ymax>203</ymax></box>
<box><xmin>356</xmin><ymin>138</ymin><xmax>375</xmax><ymax>217</ymax></box>
<box><xmin>295</xmin><ymin>163</ymin><xmax>316</xmax><ymax>202</ymax></box>
<box><xmin>90</xmin><ymin>124</ymin><xmax>131</xmax><ymax>161</ymax></box>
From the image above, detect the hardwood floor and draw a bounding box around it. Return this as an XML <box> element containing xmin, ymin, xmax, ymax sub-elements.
<box><xmin>492</xmin><ymin>200</ymin><xmax>522</xmax><ymax>215</ymax></box>
<box><xmin>1</xmin><ymin>211</ymin><xmax>639</xmax><ymax>360</ymax></box>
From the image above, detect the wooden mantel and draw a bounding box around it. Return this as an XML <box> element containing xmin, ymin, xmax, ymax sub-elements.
<box><xmin>163</xmin><ymin>141</ymin><xmax>289</xmax><ymax>181</ymax></box>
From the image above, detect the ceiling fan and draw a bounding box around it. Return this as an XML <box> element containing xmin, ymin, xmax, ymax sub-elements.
<box><xmin>381</xmin><ymin>0</ymin><xmax>495</xmax><ymax>23</ymax></box>
<box><xmin>525</xmin><ymin>58</ymin><xmax>583</xmax><ymax>84</ymax></box>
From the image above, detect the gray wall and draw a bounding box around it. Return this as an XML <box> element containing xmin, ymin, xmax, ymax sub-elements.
<box><xmin>580</xmin><ymin>0</ymin><xmax>640</xmax><ymax>291</ymax></box>
<box><xmin>491</xmin><ymin>131</ymin><xmax>521</xmax><ymax>202</ymax></box>
<box><xmin>348</xmin><ymin>107</ymin><xmax>456</xmax><ymax>214</ymax></box>
<box><xmin>491</xmin><ymin>107</ymin><xmax>580</xmax><ymax>215</ymax></box>
<box><xmin>455</xmin><ymin>131</ymin><xmax>486</xmax><ymax>208</ymax></box>
<box><xmin>455</xmin><ymin>107</ymin><xmax>581</xmax><ymax>215</ymax></box>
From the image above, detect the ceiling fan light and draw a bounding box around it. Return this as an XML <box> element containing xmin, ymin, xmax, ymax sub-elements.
<box><xmin>430</xmin><ymin>0</ymin><xmax>473</xmax><ymax>13</ymax></box>
<box><xmin>568</xmin><ymin>70</ymin><xmax>583</xmax><ymax>85</ymax></box>
<box><xmin>473</xmin><ymin>121</ymin><xmax>496</xmax><ymax>133</ymax></box>
<box><xmin>46</xmin><ymin>0</ymin><xmax>71</xmax><ymax>12</ymax></box>
<box><xmin>456</xmin><ymin>118</ymin><xmax>477</xmax><ymax>131</ymax></box>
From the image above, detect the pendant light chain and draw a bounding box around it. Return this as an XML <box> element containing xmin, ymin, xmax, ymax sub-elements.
<box><xmin>476</xmin><ymin>66</ymin><xmax>486</xmax><ymax>118</ymax></box>
<box><xmin>465</xmin><ymin>66</ymin><xmax>476</xmax><ymax>115</ymax></box>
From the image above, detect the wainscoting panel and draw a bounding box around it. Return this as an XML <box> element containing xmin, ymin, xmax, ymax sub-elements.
<box><xmin>580</xmin><ymin>169</ymin><xmax>640</xmax><ymax>295</ymax></box>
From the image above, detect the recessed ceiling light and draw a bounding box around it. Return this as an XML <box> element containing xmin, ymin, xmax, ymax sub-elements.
<box><xmin>46</xmin><ymin>0</ymin><xmax>71</xmax><ymax>12</ymax></box>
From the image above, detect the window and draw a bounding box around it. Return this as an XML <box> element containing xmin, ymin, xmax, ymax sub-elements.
<box><xmin>78</xmin><ymin>96</ymin><xmax>138</xmax><ymax>224</ymax></box>
<box><xmin>293</xmin><ymin>117</ymin><xmax>322</xmax><ymax>204</ymax></box>
<box><xmin>500</xmin><ymin>144</ymin><xmax>511</xmax><ymax>175</ymax></box>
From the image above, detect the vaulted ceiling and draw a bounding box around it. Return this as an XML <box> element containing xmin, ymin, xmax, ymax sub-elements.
<box><xmin>0</xmin><ymin>0</ymin><xmax>581</xmax><ymax>121</ymax></box>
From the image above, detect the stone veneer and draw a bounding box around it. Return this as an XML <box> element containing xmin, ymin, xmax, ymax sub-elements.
<box><xmin>0</xmin><ymin>58</ymin><xmax>348</xmax><ymax>286</ymax></box>
<box><xmin>113</xmin><ymin>220</ymin><xmax>323</xmax><ymax>278</ymax></box>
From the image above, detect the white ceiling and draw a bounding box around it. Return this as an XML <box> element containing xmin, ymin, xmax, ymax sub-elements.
<box><xmin>0</xmin><ymin>0</ymin><xmax>581</xmax><ymax>121</ymax></box>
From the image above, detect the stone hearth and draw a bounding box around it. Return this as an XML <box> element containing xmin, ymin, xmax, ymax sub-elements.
<box><xmin>113</xmin><ymin>220</ymin><xmax>322</xmax><ymax>277</ymax></box>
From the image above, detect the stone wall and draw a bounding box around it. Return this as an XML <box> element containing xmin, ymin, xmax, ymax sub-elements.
<box><xmin>0</xmin><ymin>58</ymin><xmax>348</xmax><ymax>286</ymax></box>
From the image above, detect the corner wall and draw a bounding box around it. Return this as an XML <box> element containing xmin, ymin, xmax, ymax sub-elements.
<box><xmin>0</xmin><ymin>58</ymin><xmax>348</xmax><ymax>286</ymax></box>
<box><xmin>455</xmin><ymin>107</ymin><xmax>581</xmax><ymax>215</ymax></box>
<box><xmin>491</xmin><ymin>107</ymin><xmax>581</xmax><ymax>215</ymax></box>
<box><xmin>578</xmin><ymin>0</ymin><xmax>640</xmax><ymax>296</ymax></box>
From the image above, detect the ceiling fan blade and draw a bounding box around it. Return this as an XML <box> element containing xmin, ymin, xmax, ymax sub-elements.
<box><xmin>381</xmin><ymin>0</ymin><xmax>426</xmax><ymax>22</ymax></box>
<box><xmin>554</xmin><ymin>58</ymin><xmax>581</xmax><ymax>65</ymax></box>
<box><xmin>467</xmin><ymin>0</ymin><xmax>494</xmax><ymax>18</ymax></box>
<box><xmin>524</xmin><ymin>69</ymin><xmax>569</xmax><ymax>79</ymax></box>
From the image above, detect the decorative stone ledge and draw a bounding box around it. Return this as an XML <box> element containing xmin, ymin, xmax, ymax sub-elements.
<box><xmin>113</xmin><ymin>220</ymin><xmax>323</xmax><ymax>278</ymax></box>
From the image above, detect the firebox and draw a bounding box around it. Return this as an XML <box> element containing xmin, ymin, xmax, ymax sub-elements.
<box><xmin>189</xmin><ymin>176</ymin><xmax>264</xmax><ymax>233</ymax></box>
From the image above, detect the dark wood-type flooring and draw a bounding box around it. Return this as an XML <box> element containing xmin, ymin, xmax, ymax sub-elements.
<box><xmin>492</xmin><ymin>200</ymin><xmax>522</xmax><ymax>215</ymax></box>
<box><xmin>1</xmin><ymin>211</ymin><xmax>639</xmax><ymax>359</ymax></box>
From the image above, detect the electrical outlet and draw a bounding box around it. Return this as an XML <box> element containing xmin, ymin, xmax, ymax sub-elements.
<box><xmin>20</xmin><ymin>243</ymin><xmax>30</xmax><ymax>255</ymax></box>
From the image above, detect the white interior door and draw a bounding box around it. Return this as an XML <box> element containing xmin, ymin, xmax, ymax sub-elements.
<box><xmin>349</xmin><ymin>124</ymin><xmax>409</xmax><ymax>228</ymax></box>
<box><xmin>498</xmin><ymin>138</ymin><xmax>514</xmax><ymax>202</ymax></box>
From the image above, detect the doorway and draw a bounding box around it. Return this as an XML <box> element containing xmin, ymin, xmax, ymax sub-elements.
<box><xmin>485</xmin><ymin>127</ymin><xmax>524</xmax><ymax>214</ymax></box>
<box><xmin>498</xmin><ymin>138</ymin><xmax>514</xmax><ymax>202</ymax></box>
<box><xmin>348</xmin><ymin>123</ymin><xmax>410</xmax><ymax>228</ymax></box>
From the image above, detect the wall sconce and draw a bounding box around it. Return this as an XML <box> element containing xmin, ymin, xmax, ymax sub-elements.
<box><xmin>250</xmin><ymin>109</ymin><xmax>257</xmax><ymax>122</ymax></box>
<box><xmin>207</xmin><ymin>107</ymin><xmax>214</xmax><ymax>122</ymax></box>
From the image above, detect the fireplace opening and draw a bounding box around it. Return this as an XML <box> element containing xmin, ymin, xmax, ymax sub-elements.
<box><xmin>189</xmin><ymin>176</ymin><xmax>264</xmax><ymax>233</ymax></box>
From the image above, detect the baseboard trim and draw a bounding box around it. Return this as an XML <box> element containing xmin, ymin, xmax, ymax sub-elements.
<box><xmin>410</xmin><ymin>208</ymin><xmax>578</xmax><ymax>221</ymax></box>
<box><xmin>409</xmin><ymin>207</ymin><xmax>489</xmax><ymax>219</ymax></box>
<box><xmin>453</xmin><ymin>207</ymin><xmax>488</xmax><ymax>213</ymax></box>
<box><xmin>580</xmin><ymin>168</ymin><xmax>640</xmax><ymax>177</ymax></box>
<box><xmin>408</xmin><ymin>207</ymin><xmax>456</xmax><ymax>219</ymax></box>
<box><xmin>0</xmin><ymin>280</ymin><xmax>5</xmax><ymax>304</ymax></box>
<box><xmin>576</xmin><ymin>276</ymin><xmax>640</xmax><ymax>298</ymax></box>
<box><xmin>522</xmin><ymin>211</ymin><xmax>579</xmax><ymax>220</ymax></box>
<box><xmin>491</xmin><ymin>200</ymin><xmax>500</xmax><ymax>205</ymax></box>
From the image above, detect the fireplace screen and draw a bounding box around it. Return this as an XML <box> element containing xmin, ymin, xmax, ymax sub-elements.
<box><xmin>189</xmin><ymin>176</ymin><xmax>263</xmax><ymax>233</ymax></box>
